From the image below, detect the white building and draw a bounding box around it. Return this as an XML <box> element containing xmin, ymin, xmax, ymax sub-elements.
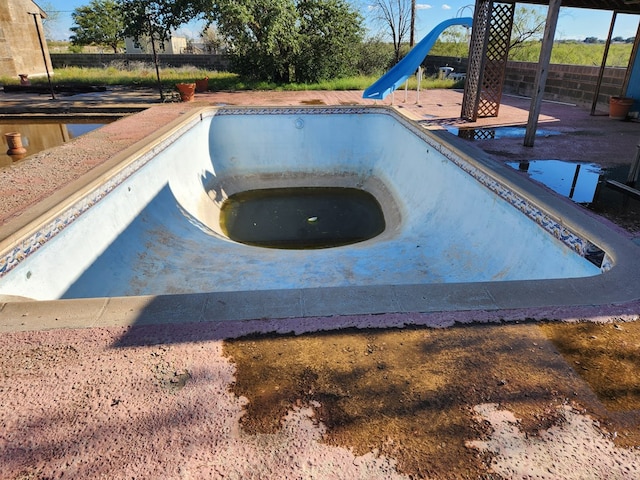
<box><xmin>124</xmin><ymin>35</ymin><xmax>187</xmax><ymax>54</ymax></box>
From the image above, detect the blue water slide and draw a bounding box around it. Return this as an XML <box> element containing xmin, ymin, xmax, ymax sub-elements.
<box><xmin>363</xmin><ymin>17</ymin><xmax>473</xmax><ymax>100</ymax></box>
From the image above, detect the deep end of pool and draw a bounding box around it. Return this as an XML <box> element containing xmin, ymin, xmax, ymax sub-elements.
<box><xmin>0</xmin><ymin>105</ymin><xmax>639</xmax><ymax>330</ymax></box>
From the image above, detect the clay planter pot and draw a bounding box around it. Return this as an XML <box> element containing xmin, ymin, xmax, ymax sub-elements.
<box><xmin>5</xmin><ymin>132</ymin><xmax>27</xmax><ymax>156</ymax></box>
<box><xmin>609</xmin><ymin>96</ymin><xmax>634</xmax><ymax>120</ymax></box>
<box><xmin>195</xmin><ymin>77</ymin><xmax>209</xmax><ymax>93</ymax></box>
<box><xmin>176</xmin><ymin>83</ymin><xmax>196</xmax><ymax>102</ymax></box>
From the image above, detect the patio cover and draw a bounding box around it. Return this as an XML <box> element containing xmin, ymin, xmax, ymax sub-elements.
<box><xmin>488</xmin><ymin>0</ymin><xmax>640</xmax><ymax>146</ymax></box>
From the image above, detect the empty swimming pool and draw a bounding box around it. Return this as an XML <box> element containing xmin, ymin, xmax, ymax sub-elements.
<box><xmin>0</xmin><ymin>106</ymin><xmax>639</xmax><ymax>322</ymax></box>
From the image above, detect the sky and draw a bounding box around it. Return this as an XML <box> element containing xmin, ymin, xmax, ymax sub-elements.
<box><xmin>39</xmin><ymin>0</ymin><xmax>639</xmax><ymax>43</ymax></box>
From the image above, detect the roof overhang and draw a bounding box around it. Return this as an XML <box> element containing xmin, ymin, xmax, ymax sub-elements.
<box><xmin>499</xmin><ymin>0</ymin><xmax>640</xmax><ymax>15</ymax></box>
<box><xmin>30</xmin><ymin>1</ymin><xmax>48</xmax><ymax>19</ymax></box>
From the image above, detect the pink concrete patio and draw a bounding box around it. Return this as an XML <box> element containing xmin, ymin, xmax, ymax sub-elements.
<box><xmin>1</xmin><ymin>88</ymin><xmax>640</xmax><ymax>479</ymax></box>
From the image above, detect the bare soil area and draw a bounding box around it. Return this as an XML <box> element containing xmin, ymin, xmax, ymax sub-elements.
<box><xmin>225</xmin><ymin>320</ymin><xmax>640</xmax><ymax>479</ymax></box>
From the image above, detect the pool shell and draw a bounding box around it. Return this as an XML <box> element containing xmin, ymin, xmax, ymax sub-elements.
<box><xmin>0</xmin><ymin>105</ymin><xmax>639</xmax><ymax>332</ymax></box>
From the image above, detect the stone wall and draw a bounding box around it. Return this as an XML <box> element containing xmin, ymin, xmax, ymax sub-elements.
<box><xmin>50</xmin><ymin>53</ymin><xmax>231</xmax><ymax>72</ymax></box>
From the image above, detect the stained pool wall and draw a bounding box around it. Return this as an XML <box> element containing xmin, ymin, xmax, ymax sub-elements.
<box><xmin>0</xmin><ymin>108</ymin><xmax>600</xmax><ymax>300</ymax></box>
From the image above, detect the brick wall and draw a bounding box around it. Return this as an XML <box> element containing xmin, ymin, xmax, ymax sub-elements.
<box><xmin>426</xmin><ymin>56</ymin><xmax>626</xmax><ymax>108</ymax></box>
<box><xmin>503</xmin><ymin>61</ymin><xmax>626</xmax><ymax>107</ymax></box>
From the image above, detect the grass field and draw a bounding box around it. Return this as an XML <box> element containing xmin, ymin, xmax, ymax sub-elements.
<box><xmin>431</xmin><ymin>40</ymin><xmax>633</xmax><ymax>67</ymax></box>
<box><xmin>0</xmin><ymin>64</ymin><xmax>460</xmax><ymax>91</ymax></box>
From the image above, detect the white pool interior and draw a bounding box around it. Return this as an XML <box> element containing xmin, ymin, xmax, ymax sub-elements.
<box><xmin>0</xmin><ymin>107</ymin><xmax>604</xmax><ymax>301</ymax></box>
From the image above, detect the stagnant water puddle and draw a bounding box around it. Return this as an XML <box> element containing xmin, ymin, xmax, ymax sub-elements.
<box><xmin>447</xmin><ymin>125</ymin><xmax>562</xmax><ymax>140</ymax></box>
<box><xmin>507</xmin><ymin>160</ymin><xmax>602</xmax><ymax>204</ymax></box>
<box><xmin>1</xmin><ymin>119</ymin><xmax>114</xmax><ymax>167</ymax></box>
<box><xmin>506</xmin><ymin>160</ymin><xmax>637</xmax><ymax>210</ymax></box>
<box><xmin>220</xmin><ymin>187</ymin><xmax>386</xmax><ymax>249</ymax></box>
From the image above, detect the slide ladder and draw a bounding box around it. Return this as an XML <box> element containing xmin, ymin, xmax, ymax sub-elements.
<box><xmin>363</xmin><ymin>17</ymin><xmax>473</xmax><ymax>100</ymax></box>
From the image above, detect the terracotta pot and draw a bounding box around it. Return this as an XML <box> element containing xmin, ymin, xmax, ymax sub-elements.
<box><xmin>176</xmin><ymin>83</ymin><xmax>196</xmax><ymax>102</ymax></box>
<box><xmin>5</xmin><ymin>132</ymin><xmax>27</xmax><ymax>155</ymax></box>
<box><xmin>195</xmin><ymin>77</ymin><xmax>209</xmax><ymax>93</ymax></box>
<box><xmin>609</xmin><ymin>96</ymin><xmax>634</xmax><ymax>120</ymax></box>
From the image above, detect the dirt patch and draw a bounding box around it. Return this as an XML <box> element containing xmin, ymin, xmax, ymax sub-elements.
<box><xmin>541</xmin><ymin>320</ymin><xmax>640</xmax><ymax>448</ymax></box>
<box><xmin>223</xmin><ymin>321</ymin><xmax>635</xmax><ymax>479</ymax></box>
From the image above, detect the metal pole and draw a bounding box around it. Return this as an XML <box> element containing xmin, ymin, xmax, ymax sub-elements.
<box><xmin>591</xmin><ymin>11</ymin><xmax>616</xmax><ymax>116</ymax></box>
<box><xmin>568</xmin><ymin>164</ymin><xmax>581</xmax><ymax>199</ymax></box>
<box><xmin>30</xmin><ymin>12</ymin><xmax>55</xmax><ymax>100</ymax></box>
<box><xmin>148</xmin><ymin>16</ymin><xmax>165</xmax><ymax>102</ymax></box>
<box><xmin>410</xmin><ymin>0</ymin><xmax>416</xmax><ymax>47</ymax></box>
<box><xmin>523</xmin><ymin>0</ymin><xmax>561</xmax><ymax>147</ymax></box>
<box><xmin>416</xmin><ymin>66</ymin><xmax>422</xmax><ymax>104</ymax></box>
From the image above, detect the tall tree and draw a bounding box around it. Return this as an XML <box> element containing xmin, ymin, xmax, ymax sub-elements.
<box><xmin>208</xmin><ymin>0</ymin><xmax>364</xmax><ymax>83</ymax></box>
<box><xmin>295</xmin><ymin>0</ymin><xmax>364</xmax><ymax>82</ymax></box>
<box><xmin>369</xmin><ymin>0</ymin><xmax>412</xmax><ymax>64</ymax></box>
<box><xmin>38</xmin><ymin>1</ymin><xmax>62</xmax><ymax>40</ymax></box>
<box><xmin>208</xmin><ymin>0</ymin><xmax>300</xmax><ymax>83</ymax></box>
<box><xmin>70</xmin><ymin>0</ymin><xmax>125</xmax><ymax>53</ymax></box>
<box><xmin>510</xmin><ymin>6</ymin><xmax>547</xmax><ymax>51</ymax></box>
<box><xmin>118</xmin><ymin>0</ymin><xmax>210</xmax><ymax>45</ymax></box>
<box><xmin>118</xmin><ymin>0</ymin><xmax>211</xmax><ymax>99</ymax></box>
<box><xmin>201</xmin><ymin>25</ymin><xmax>227</xmax><ymax>54</ymax></box>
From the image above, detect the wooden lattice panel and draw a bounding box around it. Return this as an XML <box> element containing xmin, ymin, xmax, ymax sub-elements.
<box><xmin>462</xmin><ymin>2</ymin><xmax>515</xmax><ymax>121</ymax></box>
<box><xmin>461</xmin><ymin>0</ymin><xmax>491</xmax><ymax>121</ymax></box>
<box><xmin>477</xmin><ymin>3</ymin><xmax>514</xmax><ymax>117</ymax></box>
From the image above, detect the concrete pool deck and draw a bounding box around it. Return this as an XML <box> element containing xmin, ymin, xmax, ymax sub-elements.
<box><xmin>1</xmin><ymin>87</ymin><xmax>640</xmax><ymax>478</ymax></box>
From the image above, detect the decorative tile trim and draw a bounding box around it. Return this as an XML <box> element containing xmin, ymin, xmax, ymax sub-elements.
<box><xmin>0</xmin><ymin>106</ymin><xmax>608</xmax><ymax>280</ymax></box>
<box><xmin>389</xmin><ymin>112</ymin><xmax>609</xmax><ymax>271</ymax></box>
<box><xmin>211</xmin><ymin>106</ymin><xmax>381</xmax><ymax>117</ymax></box>
<box><xmin>0</xmin><ymin>115</ymin><xmax>200</xmax><ymax>278</ymax></box>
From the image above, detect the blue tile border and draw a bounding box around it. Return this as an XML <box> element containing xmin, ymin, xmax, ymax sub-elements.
<box><xmin>0</xmin><ymin>106</ymin><xmax>609</xmax><ymax>280</ymax></box>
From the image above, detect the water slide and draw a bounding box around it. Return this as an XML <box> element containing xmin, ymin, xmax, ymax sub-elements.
<box><xmin>363</xmin><ymin>17</ymin><xmax>473</xmax><ymax>100</ymax></box>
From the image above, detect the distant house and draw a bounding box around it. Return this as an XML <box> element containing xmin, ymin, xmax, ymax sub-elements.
<box><xmin>124</xmin><ymin>35</ymin><xmax>188</xmax><ymax>55</ymax></box>
<box><xmin>0</xmin><ymin>0</ymin><xmax>53</xmax><ymax>80</ymax></box>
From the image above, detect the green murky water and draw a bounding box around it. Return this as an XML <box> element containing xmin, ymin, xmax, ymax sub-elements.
<box><xmin>220</xmin><ymin>187</ymin><xmax>385</xmax><ymax>249</ymax></box>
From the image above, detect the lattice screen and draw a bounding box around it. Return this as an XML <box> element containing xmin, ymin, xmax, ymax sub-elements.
<box><xmin>461</xmin><ymin>2</ymin><xmax>515</xmax><ymax>121</ymax></box>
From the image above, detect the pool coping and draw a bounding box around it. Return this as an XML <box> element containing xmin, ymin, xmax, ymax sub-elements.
<box><xmin>1</xmin><ymin>105</ymin><xmax>639</xmax><ymax>333</ymax></box>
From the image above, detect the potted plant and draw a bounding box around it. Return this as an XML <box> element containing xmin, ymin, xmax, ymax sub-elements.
<box><xmin>195</xmin><ymin>77</ymin><xmax>209</xmax><ymax>93</ymax></box>
<box><xmin>609</xmin><ymin>96</ymin><xmax>635</xmax><ymax>120</ymax></box>
<box><xmin>5</xmin><ymin>132</ymin><xmax>27</xmax><ymax>155</ymax></box>
<box><xmin>176</xmin><ymin>83</ymin><xmax>196</xmax><ymax>102</ymax></box>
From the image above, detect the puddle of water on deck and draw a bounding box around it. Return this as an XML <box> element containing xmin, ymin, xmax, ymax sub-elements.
<box><xmin>507</xmin><ymin>160</ymin><xmax>602</xmax><ymax>204</ymax></box>
<box><xmin>448</xmin><ymin>125</ymin><xmax>561</xmax><ymax>140</ymax></box>
<box><xmin>1</xmin><ymin>119</ymin><xmax>113</xmax><ymax>167</ymax></box>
